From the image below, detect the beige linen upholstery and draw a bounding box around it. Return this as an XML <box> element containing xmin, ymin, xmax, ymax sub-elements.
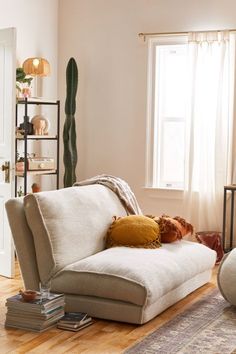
<box><xmin>5</xmin><ymin>184</ymin><xmax>217</xmax><ymax>324</ymax></box>
<box><xmin>24</xmin><ymin>185</ymin><xmax>126</xmax><ymax>283</ymax></box>
<box><xmin>52</xmin><ymin>241</ymin><xmax>216</xmax><ymax>306</ymax></box>
<box><xmin>5</xmin><ymin>198</ymin><xmax>40</xmax><ymax>290</ymax></box>
<box><xmin>64</xmin><ymin>269</ymin><xmax>212</xmax><ymax>324</ymax></box>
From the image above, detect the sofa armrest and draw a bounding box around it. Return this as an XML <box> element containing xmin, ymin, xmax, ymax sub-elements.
<box><xmin>5</xmin><ymin>198</ymin><xmax>40</xmax><ymax>290</ymax></box>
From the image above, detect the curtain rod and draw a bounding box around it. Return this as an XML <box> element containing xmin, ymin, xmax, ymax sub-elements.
<box><xmin>138</xmin><ymin>29</ymin><xmax>236</xmax><ymax>41</ymax></box>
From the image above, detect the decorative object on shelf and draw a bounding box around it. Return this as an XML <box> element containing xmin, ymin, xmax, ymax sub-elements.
<box><xmin>15</xmin><ymin>128</ymin><xmax>25</xmax><ymax>138</ymax></box>
<box><xmin>63</xmin><ymin>57</ymin><xmax>78</xmax><ymax>187</ymax></box>
<box><xmin>31</xmin><ymin>115</ymin><xmax>50</xmax><ymax>135</ymax></box>
<box><xmin>16</xmin><ymin>152</ymin><xmax>35</xmax><ymax>172</ymax></box>
<box><xmin>28</xmin><ymin>157</ymin><xmax>55</xmax><ymax>171</ymax></box>
<box><xmin>31</xmin><ymin>183</ymin><xmax>41</xmax><ymax>193</ymax></box>
<box><xmin>16</xmin><ymin>152</ymin><xmax>25</xmax><ymax>172</ymax></box>
<box><xmin>22</xmin><ymin>87</ymin><xmax>31</xmax><ymax>98</ymax></box>
<box><xmin>19</xmin><ymin>116</ymin><xmax>34</xmax><ymax>135</ymax></box>
<box><xmin>15</xmin><ymin>161</ymin><xmax>24</xmax><ymax>172</ymax></box>
<box><xmin>22</xmin><ymin>57</ymin><xmax>50</xmax><ymax>98</ymax></box>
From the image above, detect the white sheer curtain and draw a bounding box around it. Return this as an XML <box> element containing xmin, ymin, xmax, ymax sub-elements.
<box><xmin>183</xmin><ymin>31</ymin><xmax>235</xmax><ymax>232</ymax></box>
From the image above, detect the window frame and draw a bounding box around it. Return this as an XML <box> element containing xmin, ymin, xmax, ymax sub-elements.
<box><xmin>145</xmin><ymin>35</ymin><xmax>188</xmax><ymax>190</ymax></box>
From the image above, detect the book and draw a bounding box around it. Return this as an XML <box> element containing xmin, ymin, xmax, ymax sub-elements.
<box><xmin>58</xmin><ymin>317</ymin><xmax>92</xmax><ymax>329</ymax></box>
<box><xmin>7</xmin><ymin>306</ymin><xmax>64</xmax><ymax>320</ymax></box>
<box><xmin>6</xmin><ymin>293</ymin><xmax>65</xmax><ymax>314</ymax></box>
<box><xmin>5</xmin><ymin>311</ymin><xmax>64</xmax><ymax>331</ymax></box>
<box><xmin>4</xmin><ymin>323</ymin><xmax>57</xmax><ymax>333</ymax></box>
<box><xmin>6</xmin><ymin>292</ymin><xmax>64</xmax><ymax>306</ymax></box>
<box><xmin>5</xmin><ymin>292</ymin><xmax>65</xmax><ymax>332</ymax></box>
<box><xmin>57</xmin><ymin>312</ymin><xmax>93</xmax><ymax>332</ymax></box>
<box><xmin>5</xmin><ymin>303</ymin><xmax>65</xmax><ymax>316</ymax></box>
<box><xmin>57</xmin><ymin>320</ymin><xmax>93</xmax><ymax>332</ymax></box>
<box><xmin>58</xmin><ymin>312</ymin><xmax>90</xmax><ymax>325</ymax></box>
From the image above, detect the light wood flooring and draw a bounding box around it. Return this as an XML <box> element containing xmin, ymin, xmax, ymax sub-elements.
<box><xmin>0</xmin><ymin>264</ymin><xmax>218</xmax><ymax>354</ymax></box>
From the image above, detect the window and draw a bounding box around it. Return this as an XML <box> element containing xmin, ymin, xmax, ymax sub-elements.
<box><xmin>146</xmin><ymin>30</ymin><xmax>235</xmax><ymax>231</ymax></box>
<box><xmin>146</xmin><ymin>36</ymin><xmax>188</xmax><ymax>190</ymax></box>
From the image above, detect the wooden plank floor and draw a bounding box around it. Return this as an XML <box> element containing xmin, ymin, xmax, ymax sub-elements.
<box><xmin>0</xmin><ymin>263</ymin><xmax>218</xmax><ymax>354</ymax></box>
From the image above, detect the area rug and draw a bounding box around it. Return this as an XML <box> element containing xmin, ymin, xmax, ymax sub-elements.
<box><xmin>125</xmin><ymin>289</ymin><xmax>236</xmax><ymax>354</ymax></box>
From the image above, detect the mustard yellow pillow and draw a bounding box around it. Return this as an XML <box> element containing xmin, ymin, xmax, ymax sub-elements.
<box><xmin>106</xmin><ymin>215</ymin><xmax>161</xmax><ymax>249</ymax></box>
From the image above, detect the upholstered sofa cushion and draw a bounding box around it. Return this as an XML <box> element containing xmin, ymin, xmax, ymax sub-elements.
<box><xmin>23</xmin><ymin>185</ymin><xmax>126</xmax><ymax>283</ymax></box>
<box><xmin>51</xmin><ymin>240</ymin><xmax>216</xmax><ymax>306</ymax></box>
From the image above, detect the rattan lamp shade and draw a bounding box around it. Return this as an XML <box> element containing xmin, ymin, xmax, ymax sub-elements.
<box><xmin>22</xmin><ymin>57</ymin><xmax>50</xmax><ymax>77</ymax></box>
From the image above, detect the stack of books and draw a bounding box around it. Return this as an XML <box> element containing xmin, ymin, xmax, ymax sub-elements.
<box><xmin>57</xmin><ymin>312</ymin><xmax>93</xmax><ymax>331</ymax></box>
<box><xmin>5</xmin><ymin>293</ymin><xmax>65</xmax><ymax>332</ymax></box>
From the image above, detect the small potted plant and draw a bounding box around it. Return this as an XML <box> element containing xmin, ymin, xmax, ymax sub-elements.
<box><xmin>17</xmin><ymin>186</ymin><xmax>24</xmax><ymax>197</ymax></box>
<box><xmin>16</xmin><ymin>68</ymin><xmax>33</xmax><ymax>98</ymax></box>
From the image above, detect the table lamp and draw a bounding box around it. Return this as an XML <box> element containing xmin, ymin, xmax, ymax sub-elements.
<box><xmin>22</xmin><ymin>57</ymin><xmax>50</xmax><ymax>97</ymax></box>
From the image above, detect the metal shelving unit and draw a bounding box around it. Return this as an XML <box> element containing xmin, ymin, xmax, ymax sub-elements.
<box><xmin>15</xmin><ymin>98</ymin><xmax>60</xmax><ymax>196</ymax></box>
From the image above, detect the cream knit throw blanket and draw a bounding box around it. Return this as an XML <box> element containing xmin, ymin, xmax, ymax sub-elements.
<box><xmin>74</xmin><ymin>174</ymin><xmax>142</xmax><ymax>215</ymax></box>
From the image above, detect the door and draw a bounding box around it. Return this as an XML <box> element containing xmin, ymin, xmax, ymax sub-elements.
<box><xmin>0</xmin><ymin>28</ymin><xmax>16</xmax><ymax>277</ymax></box>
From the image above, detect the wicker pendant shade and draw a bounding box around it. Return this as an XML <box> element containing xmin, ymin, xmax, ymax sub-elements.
<box><xmin>22</xmin><ymin>57</ymin><xmax>50</xmax><ymax>77</ymax></box>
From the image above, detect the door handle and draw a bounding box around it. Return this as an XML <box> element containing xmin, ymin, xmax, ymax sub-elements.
<box><xmin>1</xmin><ymin>161</ymin><xmax>10</xmax><ymax>183</ymax></box>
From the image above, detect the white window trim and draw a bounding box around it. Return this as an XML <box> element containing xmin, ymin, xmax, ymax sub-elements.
<box><xmin>145</xmin><ymin>35</ymin><xmax>188</xmax><ymax>191</ymax></box>
<box><xmin>142</xmin><ymin>186</ymin><xmax>184</xmax><ymax>200</ymax></box>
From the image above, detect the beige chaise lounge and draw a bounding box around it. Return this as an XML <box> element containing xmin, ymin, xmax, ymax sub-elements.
<box><xmin>6</xmin><ymin>185</ymin><xmax>216</xmax><ymax>324</ymax></box>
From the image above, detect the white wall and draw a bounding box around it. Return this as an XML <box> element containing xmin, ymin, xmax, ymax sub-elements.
<box><xmin>0</xmin><ymin>0</ymin><xmax>58</xmax><ymax>192</ymax></box>
<box><xmin>0</xmin><ymin>0</ymin><xmax>58</xmax><ymax>98</ymax></box>
<box><xmin>58</xmin><ymin>0</ymin><xmax>236</xmax><ymax>216</ymax></box>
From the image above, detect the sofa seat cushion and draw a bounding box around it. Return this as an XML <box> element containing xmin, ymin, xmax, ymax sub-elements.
<box><xmin>23</xmin><ymin>185</ymin><xmax>126</xmax><ymax>283</ymax></box>
<box><xmin>51</xmin><ymin>240</ymin><xmax>216</xmax><ymax>307</ymax></box>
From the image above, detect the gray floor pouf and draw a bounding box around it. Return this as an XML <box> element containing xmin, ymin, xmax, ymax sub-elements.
<box><xmin>218</xmin><ymin>249</ymin><xmax>236</xmax><ymax>305</ymax></box>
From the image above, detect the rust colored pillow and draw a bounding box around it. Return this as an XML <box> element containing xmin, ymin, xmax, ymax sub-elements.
<box><xmin>149</xmin><ymin>215</ymin><xmax>194</xmax><ymax>243</ymax></box>
<box><xmin>106</xmin><ymin>215</ymin><xmax>161</xmax><ymax>249</ymax></box>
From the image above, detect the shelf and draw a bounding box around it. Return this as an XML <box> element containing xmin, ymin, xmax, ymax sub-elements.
<box><xmin>17</xmin><ymin>98</ymin><xmax>58</xmax><ymax>105</ymax></box>
<box><xmin>16</xmin><ymin>135</ymin><xmax>57</xmax><ymax>140</ymax></box>
<box><xmin>15</xmin><ymin>169</ymin><xmax>57</xmax><ymax>177</ymax></box>
<box><xmin>15</xmin><ymin>98</ymin><xmax>60</xmax><ymax>196</ymax></box>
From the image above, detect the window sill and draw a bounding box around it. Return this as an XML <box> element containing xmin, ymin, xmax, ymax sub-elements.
<box><xmin>143</xmin><ymin>186</ymin><xmax>184</xmax><ymax>200</ymax></box>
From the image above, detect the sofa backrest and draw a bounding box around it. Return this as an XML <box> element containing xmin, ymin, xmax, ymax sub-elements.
<box><xmin>23</xmin><ymin>185</ymin><xmax>126</xmax><ymax>283</ymax></box>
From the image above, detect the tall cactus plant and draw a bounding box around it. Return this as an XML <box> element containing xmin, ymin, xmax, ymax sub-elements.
<box><xmin>63</xmin><ymin>57</ymin><xmax>78</xmax><ymax>187</ymax></box>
